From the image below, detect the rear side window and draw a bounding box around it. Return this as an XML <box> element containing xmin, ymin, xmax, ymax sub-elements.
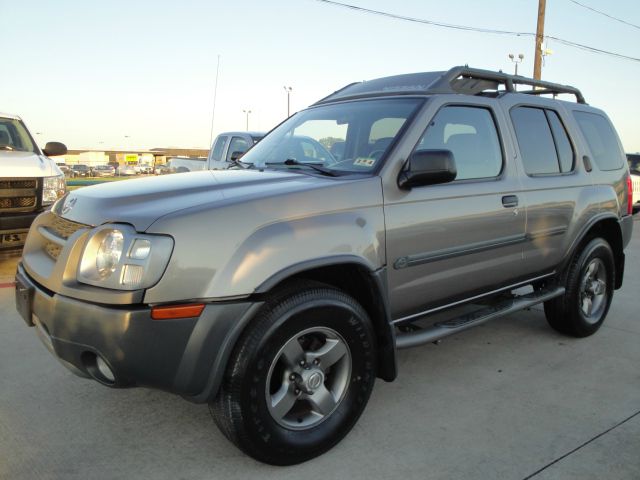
<box><xmin>573</xmin><ymin>111</ymin><xmax>624</xmax><ymax>171</ymax></box>
<box><xmin>510</xmin><ymin>107</ymin><xmax>574</xmax><ymax>175</ymax></box>
<box><xmin>416</xmin><ymin>106</ymin><xmax>503</xmax><ymax>180</ymax></box>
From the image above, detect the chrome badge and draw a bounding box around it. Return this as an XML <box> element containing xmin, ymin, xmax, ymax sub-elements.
<box><xmin>61</xmin><ymin>197</ymin><xmax>77</xmax><ymax>215</ymax></box>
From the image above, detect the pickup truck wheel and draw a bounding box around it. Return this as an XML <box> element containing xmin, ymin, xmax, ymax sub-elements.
<box><xmin>544</xmin><ymin>237</ymin><xmax>614</xmax><ymax>337</ymax></box>
<box><xmin>210</xmin><ymin>283</ymin><xmax>376</xmax><ymax>465</ymax></box>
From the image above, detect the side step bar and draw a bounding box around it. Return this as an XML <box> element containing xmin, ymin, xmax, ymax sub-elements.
<box><xmin>395</xmin><ymin>287</ymin><xmax>565</xmax><ymax>350</ymax></box>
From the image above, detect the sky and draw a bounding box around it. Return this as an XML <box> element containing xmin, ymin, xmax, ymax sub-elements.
<box><xmin>1</xmin><ymin>0</ymin><xmax>638</xmax><ymax>152</ymax></box>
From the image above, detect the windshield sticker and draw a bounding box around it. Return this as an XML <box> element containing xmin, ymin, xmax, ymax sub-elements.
<box><xmin>354</xmin><ymin>157</ymin><xmax>376</xmax><ymax>167</ymax></box>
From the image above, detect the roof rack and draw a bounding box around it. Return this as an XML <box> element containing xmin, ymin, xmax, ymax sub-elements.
<box><xmin>314</xmin><ymin>66</ymin><xmax>586</xmax><ymax>105</ymax></box>
<box><xmin>431</xmin><ymin>66</ymin><xmax>586</xmax><ymax>104</ymax></box>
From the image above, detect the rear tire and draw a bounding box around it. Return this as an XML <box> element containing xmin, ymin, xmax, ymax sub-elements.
<box><xmin>544</xmin><ymin>237</ymin><xmax>614</xmax><ymax>337</ymax></box>
<box><xmin>210</xmin><ymin>282</ymin><xmax>376</xmax><ymax>465</ymax></box>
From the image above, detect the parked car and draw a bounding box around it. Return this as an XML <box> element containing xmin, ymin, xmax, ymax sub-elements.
<box><xmin>56</xmin><ymin>162</ymin><xmax>71</xmax><ymax>176</ymax></box>
<box><xmin>69</xmin><ymin>164</ymin><xmax>91</xmax><ymax>178</ymax></box>
<box><xmin>15</xmin><ymin>67</ymin><xmax>634</xmax><ymax>465</ymax></box>
<box><xmin>119</xmin><ymin>165</ymin><xmax>138</xmax><ymax>176</ymax></box>
<box><xmin>207</xmin><ymin>131</ymin><xmax>264</xmax><ymax>170</ymax></box>
<box><xmin>627</xmin><ymin>153</ymin><xmax>640</xmax><ymax>211</ymax></box>
<box><xmin>161</xmin><ymin>157</ymin><xmax>207</xmax><ymax>174</ymax></box>
<box><xmin>92</xmin><ymin>165</ymin><xmax>116</xmax><ymax>177</ymax></box>
<box><xmin>0</xmin><ymin>111</ymin><xmax>66</xmax><ymax>251</ymax></box>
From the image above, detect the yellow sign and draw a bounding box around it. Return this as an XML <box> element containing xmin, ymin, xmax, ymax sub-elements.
<box><xmin>125</xmin><ymin>154</ymin><xmax>138</xmax><ymax>165</ymax></box>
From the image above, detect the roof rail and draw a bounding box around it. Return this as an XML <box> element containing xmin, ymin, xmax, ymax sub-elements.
<box><xmin>431</xmin><ymin>66</ymin><xmax>586</xmax><ymax>104</ymax></box>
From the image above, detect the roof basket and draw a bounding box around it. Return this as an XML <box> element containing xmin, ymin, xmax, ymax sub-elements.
<box><xmin>430</xmin><ymin>66</ymin><xmax>586</xmax><ymax>104</ymax></box>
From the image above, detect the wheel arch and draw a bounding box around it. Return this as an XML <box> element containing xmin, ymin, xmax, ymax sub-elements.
<box><xmin>256</xmin><ymin>258</ymin><xmax>397</xmax><ymax>382</ymax></box>
<box><xmin>563</xmin><ymin>214</ymin><xmax>625</xmax><ymax>289</ymax></box>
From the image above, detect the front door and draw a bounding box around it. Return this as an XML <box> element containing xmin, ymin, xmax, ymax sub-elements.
<box><xmin>383</xmin><ymin>99</ymin><xmax>525</xmax><ymax>321</ymax></box>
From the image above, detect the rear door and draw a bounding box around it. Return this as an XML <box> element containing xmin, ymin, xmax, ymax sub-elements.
<box><xmin>504</xmin><ymin>100</ymin><xmax>592</xmax><ymax>276</ymax></box>
<box><xmin>383</xmin><ymin>97</ymin><xmax>526</xmax><ymax>321</ymax></box>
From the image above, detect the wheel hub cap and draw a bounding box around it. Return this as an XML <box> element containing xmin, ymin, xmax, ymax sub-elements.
<box><xmin>265</xmin><ymin>326</ymin><xmax>351</xmax><ymax>430</ymax></box>
<box><xmin>302</xmin><ymin>369</ymin><xmax>324</xmax><ymax>393</ymax></box>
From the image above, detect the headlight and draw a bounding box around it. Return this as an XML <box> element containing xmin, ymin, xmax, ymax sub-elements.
<box><xmin>78</xmin><ymin>225</ymin><xmax>173</xmax><ymax>290</ymax></box>
<box><xmin>42</xmin><ymin>174</ymin><xmax>66</xmax><ymax>205</ymax></box>
<box><xmin>96</xmin><ymin>230</ymin><xmax>124</xmax><ymax>278</ymax></box>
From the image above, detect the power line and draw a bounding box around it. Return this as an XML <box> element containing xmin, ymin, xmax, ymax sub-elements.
<box><xmin>313</xmin><ymin>0</ymin><xmax>640</xmax><ymax>63</ymax></box>
<box><xmin>566</xmin><ymin>0</ymin><xmax>640</xmax><ymax>31</ymax></box>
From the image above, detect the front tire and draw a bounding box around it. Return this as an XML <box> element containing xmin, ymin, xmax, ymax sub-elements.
<box><xmin>544</xmin><ymin>237</ymin><xmax>615</xmax><ymax>337</ymax></box>
<box><xmin>210</xmin><ymin>282</ymin><xmax>376</xmax><ymax>465</ymax></box>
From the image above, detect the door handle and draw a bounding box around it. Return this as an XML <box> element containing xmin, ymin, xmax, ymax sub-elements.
<box><xmin>502</xmin><ymin>195</ymin><xmax>519</xmax><ymax>208</ymax></box>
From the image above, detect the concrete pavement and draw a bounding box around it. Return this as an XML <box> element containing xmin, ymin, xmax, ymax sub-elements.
<box><xmin>1</xmin><ymin>217</ymin><xmax>639</xmax><ymax>479</ymax></box>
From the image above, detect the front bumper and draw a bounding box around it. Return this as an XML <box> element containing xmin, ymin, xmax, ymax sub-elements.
<box><xmin>15</xmin><ymin>263</ymin><xmax>262</xmax><ymax>402</ymax></box>
<box><xmin>1</xmin><ymin>211</ymin><xmax>40</xmax><ymax>250</ymax></box>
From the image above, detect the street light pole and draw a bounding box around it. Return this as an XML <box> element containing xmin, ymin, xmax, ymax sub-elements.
<box><xmin>283</xmin><ymin>86</ymin><xmax>292</xmax><ymax>117</ymax></box>
<box><xmin>508</xmin><ymin>53</ymin><xmax>524</xmax><ymax>76</ymax></box>
<box><xmin>242</xmin><ymin>109</ymin><xmax>252</xmax><ymax>131</ymax></box>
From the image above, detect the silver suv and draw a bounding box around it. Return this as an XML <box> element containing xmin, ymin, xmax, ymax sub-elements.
<box><xmin>15</xmin><ymin>67</ymin><xmax>634</xmax><ymax>465</ymax></box>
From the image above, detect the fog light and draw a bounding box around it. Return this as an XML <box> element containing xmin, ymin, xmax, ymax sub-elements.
<box><xmin>96</xmin><ymin>355</ymin><xmax>115</xmax><ymax>382</ymax></box>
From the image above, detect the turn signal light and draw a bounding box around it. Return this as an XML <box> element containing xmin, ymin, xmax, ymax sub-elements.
<box><xmin>151</xmin><ymin>303</ymin><xmax>205</xmax><ymax>320</ymax></box>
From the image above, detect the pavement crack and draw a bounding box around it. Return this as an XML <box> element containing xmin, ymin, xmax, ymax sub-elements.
<box><xmin>522</xmin><ymin>409</ymin><xmax>640</xmax><ymax>480</ymax></box>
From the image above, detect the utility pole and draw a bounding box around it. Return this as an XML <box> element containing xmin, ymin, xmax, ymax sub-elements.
<box><xmin>533</xmin><ymin>0</ymin><xmax>546</xmax><ymax>80</ymax></box>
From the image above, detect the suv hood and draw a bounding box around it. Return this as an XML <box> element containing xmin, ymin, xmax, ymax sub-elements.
<box><xmin>55</xmin><ymin>170</ymin><xmax>341</xmax><ymax>231</ymax></box>
<box><xmin>0</xmin><ymin>151</ymin><xmax>57</xmax><ymax>177</ymax></box>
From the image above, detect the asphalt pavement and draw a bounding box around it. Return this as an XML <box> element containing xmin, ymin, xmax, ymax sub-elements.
<box><xmin>1</xmin><ymin>217</ymin><xmax>639</xmax><ymax>479</ymax></box>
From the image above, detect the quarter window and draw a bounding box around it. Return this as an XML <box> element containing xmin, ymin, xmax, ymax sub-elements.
<box><xmin>510</xmin><ymin>107</ymin><xmax>574</xmax><ymax>175</ymax></box>
<box><xmin>573</xmin><ymin>111</ymin><xmax>624</xmax><ymax>171</ymax></box>
<box><xmin>416</xmin><ymin>106</ymin><xmax>503</xmax><ymax>180</ymax></box>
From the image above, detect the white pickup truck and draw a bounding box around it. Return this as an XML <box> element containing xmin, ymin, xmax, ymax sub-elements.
<box><xmin>0</xmin><ymin>112</ymin><xmax>67</xmax><ymax>251</ymax></box>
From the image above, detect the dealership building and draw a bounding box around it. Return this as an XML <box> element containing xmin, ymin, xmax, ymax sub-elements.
<box><xmin>57</xmin><ymin>147</ymin><xmax>208</xmax><ymax>168</ymax></box>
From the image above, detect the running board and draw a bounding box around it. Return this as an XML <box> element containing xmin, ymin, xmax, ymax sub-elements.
<box><xmin>395</xmin><ymin>287</ymin><xmax>565</xmax><ymax>350</ymax></box>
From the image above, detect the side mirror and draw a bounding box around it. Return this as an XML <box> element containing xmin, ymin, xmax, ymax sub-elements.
<box><xmin>43</xmin><ymin>141</ymin><xmax>67</xmax><ymax>156</ymax></box>
<box><xmin>397</xmin><ymin>149</ymin><xmax>457</xmax><ymax>190</ymax></box>
<box><xmin>230</xmin><ymin>151</ymin><xmax>245</xmax><ymax>162</ymax></box>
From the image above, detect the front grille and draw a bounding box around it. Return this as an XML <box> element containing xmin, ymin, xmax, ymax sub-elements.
<box><xmin>40</xmin><ymin>215</ymin><xmax>88</xmax><ymax>260</ymax></box>
<box><xmin>0</xmin><ymin>196</ymin><xmax>36</xmax><ymax>209</ymax></box>
<box><xmin>46</xmin><ymin>215</ymin><xmax>86</xmax><ymax>240</ymax></box>
<box><xmin>0</xmin><ymin>179</ymin><xmax>37</xmax><ymax>189</ymax></box>
<box><xmin>0</xmin><ymin>177</ymin><xmax>39</xmax><ymax>213</ymax></box>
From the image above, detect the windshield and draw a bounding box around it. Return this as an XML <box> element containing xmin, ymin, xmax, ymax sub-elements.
<box><xmin>0</xmin><ymin>117</ymin><xmax>38</xmax><ymax>153</ymax></box>
<box><xmin>240</xmin><ymin>98</ymin><xmax>423</xmax><ymax>173</ymax></box>
<box><xmin>628</xmin><ymin>154</ymin><xmax>640</xmax><ymax>175</ymax></box>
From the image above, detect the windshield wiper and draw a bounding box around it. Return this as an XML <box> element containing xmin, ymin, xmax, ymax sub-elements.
<box><xmin>227</xmin><ymin>158</ymin><xmax>256</xmax><ymax>170</ymax></box>
<box><xmin>265</xmin><ymin>159</ymin><xmax>338</xmax><ymax>177</ymax></box>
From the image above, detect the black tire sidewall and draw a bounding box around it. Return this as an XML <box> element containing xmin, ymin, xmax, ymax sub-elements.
<box><xmin>227</xmin><ymin>289</ymin><xmax>376</xmax><ymax>464</ymax></box>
